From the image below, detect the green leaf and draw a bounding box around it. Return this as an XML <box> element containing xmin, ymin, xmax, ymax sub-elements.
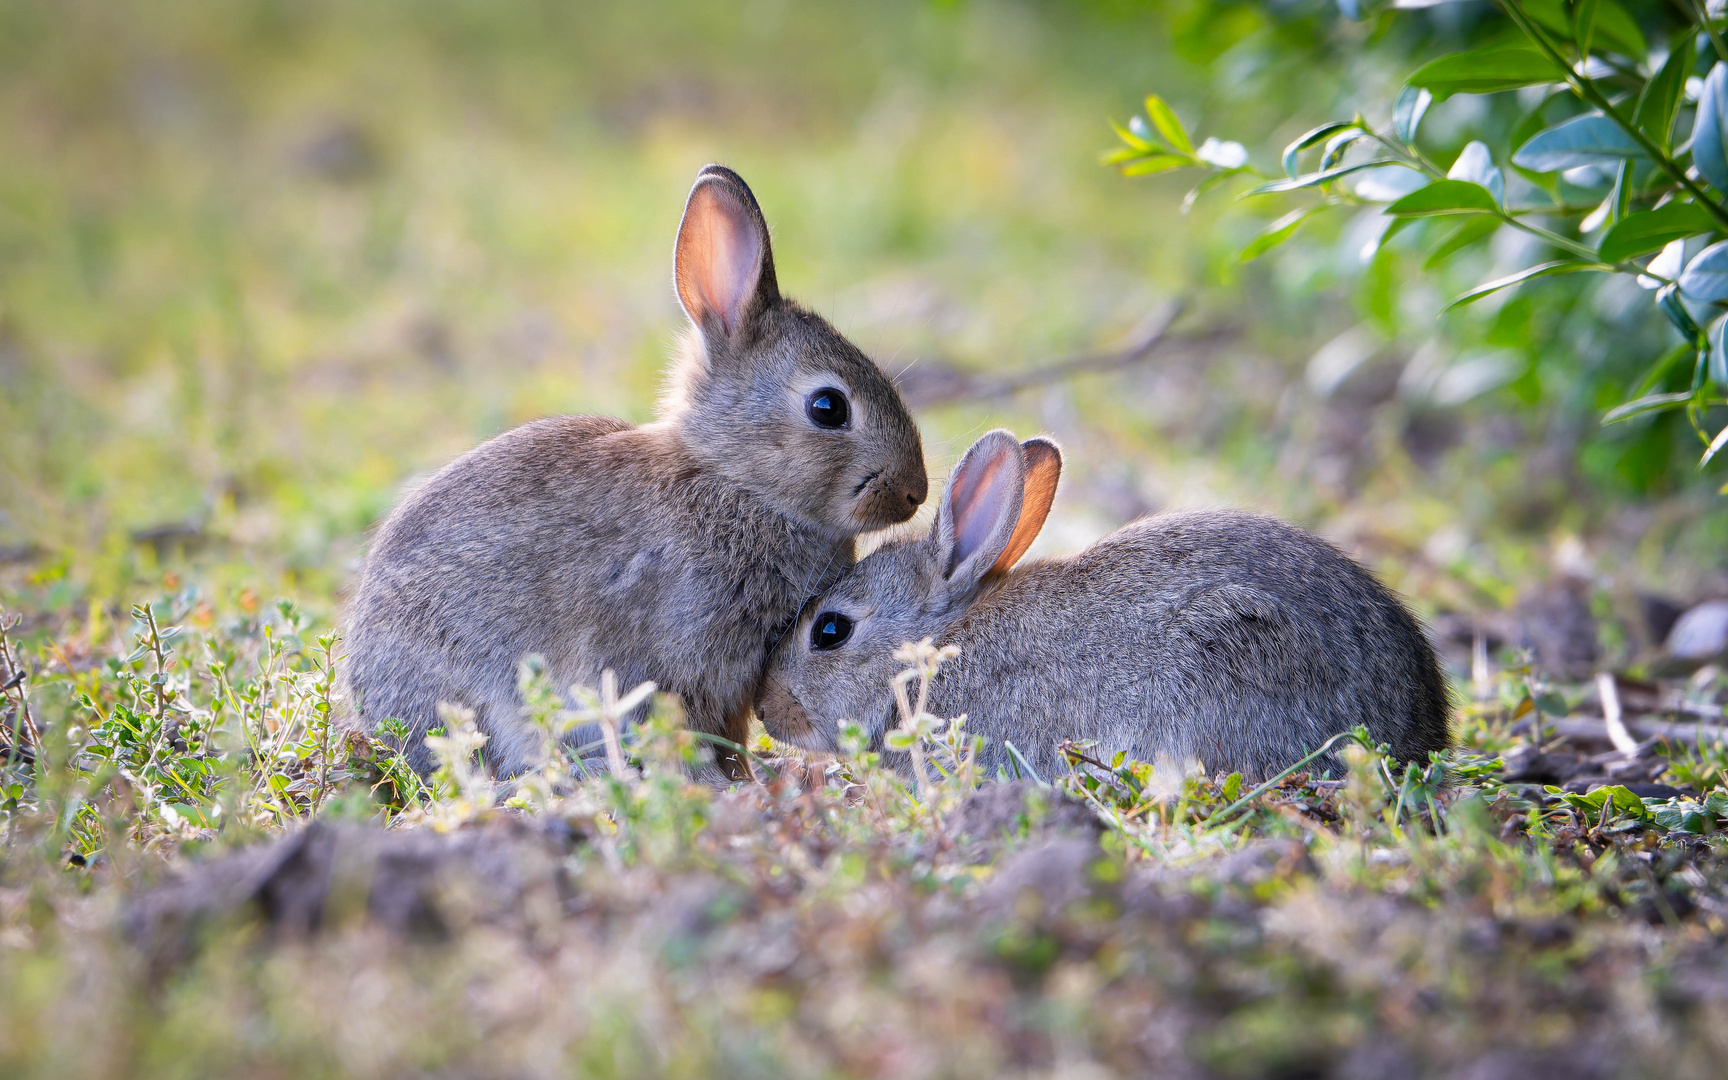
<box><xmin>1240</xmin><ymin>207</ymin><xmax>1317</xmax><ymax>262</ymax></box>
<box><xmin>1694</xmin><ymin>63</ymin><xmax>1728</xmax><ymax>196</ymax></box>
<box><xmin>1535</xmin><ymin>692</ymin><xmax>1568</xmax><ymax>717</ymax></box>
<box><xmin>1448</xmin><ymin>141</ymin><xmax>1503</xmax><ymax>202</ymax></box>
<box><xmin>1588</xmin><ymin>0</ymin><xmax>1645</xmax><ymax>58</ymax></box>
<box><xmin>1245</xmin><ymin>160</ymin><xmax>1401</xmax><ymax>195</ymax></box>
<box><xmin>1633</xmin><ymin>30</ymin><xmax>1697</xmax><ymax>150</ymax></box>
<box><xmin>1602</xmin><ymin>391</ymin><xmax>1695</xmax><ymax>423</ymax></box>
<box><xmin>1409</xmin><ymin>46</ymin><xmax>1563</xmax><ymax>100</ymax></box>
<box><xmin>1393</xmin><ymin>86</ymin><xmax>1432</xmax><ymax>144</ymax></box>
<box><xmin>1511</xmin><ymin>113</ymin><xmax>1643</xmax><ymax>173</ymax></box>
<box><xmin>1523</xmin><ymin>0</ymin><xmax>1644</xmax><ymax>58</ymax></box>
<box><xmin>1701</xmin><ymin>422</ymin><xmax>1728</xmax><ymax>468</ymax></box>
<box><xmin>1377</xmin><ymin>215</ymin><xmax>1418</xmax><ymax>254</ymax></box>
<box><xmin>1711</xmin><ymin>316</ymin><xmax>1728</xmax><ymax>388</ymax></box>
<box><xmin>1282</xmin><ymin>122</ymin><xmax>1355</xmax><ymax>177</ymax></box>
<box><xmin>1119</xmin><ymin>156</ymin><xmax>1190</xmax><ymax>177</ymax></box>
<box><xmin>1659</xmin><ymin>283</ymin><xmax>1705</xmax><ymax>341</ymax></box>
<box><xmin>1442</xmin><ymin>260</ymin><xmax>1600</xmax><ymax>311</ymax></box>
<box><xmin>1679</xmin><ymin>241</ymin><xmax>1728</xmax><ymax>303</ymax></box>
<box><xmin>1510</xmin><ymin>88</ymin><xmax>1564</xmax><ymax>155</ymax></box>
<box><xmin>1572</xmin><ymin>0</ymin><xmax>1600</xmax><ymax>59</ymax></box>
<box><xmin>1424</xmin><ymin>216</ymin><xmax>1500</xmax><ymax>268</ymax></box>
<box><xmin>1631</xmin><ymin>342</ymin><xmax>1695</xmax><ymax>397</ymax></box>
<box><xmin>1108</xmin><ymin>120</ymin><xmax>1155</xmax><ymax>154</ymax></box>
<box><xmin>1385</xmin><ymin>179</ymin><xmax>1499</xmax><ymax>217</ymax></box>
<box><xmin>1602</xmin><ymin>784</ymin><xmax>1652</xmax><ymax>817</ymax></box>
<box><xmin>1319</xmin><ymin>129</ymin><xmax>1366</xmax><ymax>170</ymax></box>
<box><xmin>1144</xmin><ymin>94</ymin><xmax>1193</xmax><ymax>156</ymax></box>
<box><xmin>1598</xmin><ymin>202</ymin><xmax>1720</xmax><ymax>263</ymax></box>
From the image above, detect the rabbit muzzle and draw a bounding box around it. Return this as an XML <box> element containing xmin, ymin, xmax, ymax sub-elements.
<box><xmin>847</xmin><ymin>467</ymin><xmax>928</xmax><ymax>530</ymax></box>
<box><xmin>754</xmin><ymin>676</ymin><xmax>835</xmax><ymax>753</ymax></box>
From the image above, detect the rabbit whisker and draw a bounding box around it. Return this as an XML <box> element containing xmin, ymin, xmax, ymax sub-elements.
<box><xmin>852</xmin><ymin>470</ymin><xmax>881</xmax><ymax>497</ymax></box>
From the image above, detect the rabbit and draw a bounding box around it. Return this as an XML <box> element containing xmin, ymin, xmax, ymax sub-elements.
<box><xmin>343</xmin><ymin>165</ymin><xmax>929</xmax><ymax>781</ymax></box>
<box><xmin>756</xmin><ymin>429</ymin><xmax>1451</xmax><ymax>781</ymax></box>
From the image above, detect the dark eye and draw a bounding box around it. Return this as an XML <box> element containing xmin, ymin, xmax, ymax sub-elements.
<box><xmin>810</xmin><ymin>611</ymin><xmax>854</xmax><ymax>650</ymax></box>
<box><xmin>805</xmin><ymin>387</ymin><xmax>850</xmax><ymax>429</ymax></box>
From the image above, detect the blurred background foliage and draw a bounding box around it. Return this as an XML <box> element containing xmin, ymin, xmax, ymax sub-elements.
<box><xmin>0</xmin><ymin>0</ymin><xmax>1724</xmax><ymax>640</ymax></box>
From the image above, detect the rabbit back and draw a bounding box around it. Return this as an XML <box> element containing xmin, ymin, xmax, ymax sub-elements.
<box><xmin>933</xmin><ymin>509</ymin><xmax>1449</xmax><ymax>779</ymax></box>
<box><xmin>345</xmin><ymin>415</ymin><xmax>852</xmax><ymax>776</ymax></box>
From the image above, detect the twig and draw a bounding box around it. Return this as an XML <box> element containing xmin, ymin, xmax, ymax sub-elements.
<box><xmin>598</xmin><ymin>670</ymin><xmax>629</xmax><ymax>778</ymax></box>
<box><xmin>1534</xmin><ymin>714</ymin><xmax>1728</xmax><ymax>748</ymax></box>
<box><xmin>1598</xmin><ymin>672</ymin><xmax>1639</xmax><ymax>757</ymax></box>
<box><xmin>135</xmin><ymin>604</ymin><xmax>176</xmax><ymax>783</ymax></box>
<box><xmin>1</xmin><ymin>604</ymin><xmax>42</xmax><ymax>771</ymax></box>
<box><xmin>591</xmin><ymin>670</ymin><xmax>654</xmax><ymax>779</ymax></box>
<box><xmin>1471</xmin><ymin>631</ymin><xmax>1493</xmax><ymax>702</ymax></box>
<box><xmin>1060</xmin><ymin>743</ymin><xmax>1119</xmax><ymax>776</ymax></box>
<box><xmin>312</xmin><ymin>633</ymin><xmax>339</xmax><ymax>814</ymax></box>
<box><xmin>894</xmin><ymin>302</ymin><xmax>1236</xmax><ymax>408</ymax></box>
<box><xmin>891</xmin><ymin>671</ymin><xmax>932</xmax><ymax>803</ymax></box>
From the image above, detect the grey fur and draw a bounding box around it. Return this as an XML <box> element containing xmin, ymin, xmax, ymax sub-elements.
<box><xmin>343</xmin><ymin>166</ymin><xmax>928</xmax><ymax>779</ymax></box>
<box><xmin>757</xmin><ymin>430</ymin><xmax>1451</xmax><ymax>781</ymax></box>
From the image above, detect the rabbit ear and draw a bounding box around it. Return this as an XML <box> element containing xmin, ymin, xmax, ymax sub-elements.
<box><xmin>932</xmin><ymin>430</ymin><xmax>1025</xmax><ymax>597</ymax></box>
<box><xmin>991</xmin><ymin>437</ymin><xmax>1061</xmax><ymax>573</ymax></box>
<box><xmin>674</xmin><ymin>165</ymin><xmax>781</xmax><ymax>340</ymax></box>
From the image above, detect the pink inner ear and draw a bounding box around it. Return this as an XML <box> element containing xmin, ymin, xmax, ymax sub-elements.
<box><xmin>949</xmin><ymin>448</ymin><xmax>1018</xmax><ymax>568</ymax></box>
<box><xmin>679</xmin><ymin>184</ymin><xmax>763</xmax><ymax>336</ymax></box>
<box><xmin>708</xmin><ymin>211</ymin><xmax>761</xmax><ymax>331</ymax></box>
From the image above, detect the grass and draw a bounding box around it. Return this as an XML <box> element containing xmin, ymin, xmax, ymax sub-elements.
<box><xmin>1</xmin><ymin>600</ymin><xmax>1727</xmax><ymax>1077</ymax></box>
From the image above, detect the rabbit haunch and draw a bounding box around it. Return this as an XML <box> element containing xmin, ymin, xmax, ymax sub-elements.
<box><xmin>757</xmin><ymin>430</ymin><xmax>1450</xmax><ymax>781</ymax></box>
<box><xmin>343</xmin><ymin>166</ymin><xmax>928</xmax><ymax>780</ymax></box>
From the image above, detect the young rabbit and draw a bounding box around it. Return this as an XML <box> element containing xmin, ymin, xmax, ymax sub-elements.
<box><xmin>757</xmin><ymin>430</ymin><xmax>1450</xmax><ymax>780</ymax></box>
<box><xmin>344</xmin><ymin>165</ymin><xmax>928</xmax><ymax>779</ymax></box>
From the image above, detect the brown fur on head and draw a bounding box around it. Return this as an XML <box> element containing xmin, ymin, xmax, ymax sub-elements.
<box><xmin>661</xmin><ymin>165</ymin><xmax>927</xmax><ymax>536</ymax></box>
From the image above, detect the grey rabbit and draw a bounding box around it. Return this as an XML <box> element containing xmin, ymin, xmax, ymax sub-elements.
<box><xmin>344</xmin><ymin>165</ymin><xmax>929</xmax><ymax>779</ymax></box>
<box><xmin>757</xmin><ymin>429</ymin><xmax>1450</xmax><ymax>780</ymax></box>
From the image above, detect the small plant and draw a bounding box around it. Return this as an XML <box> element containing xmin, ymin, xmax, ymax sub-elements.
<box><xmin>0</xmin><ymin>594</ymin><xmax>431</xmax><ymax>861</ymax></box>
<box><xmin>419</xmin><ymin>704</ymin><xmax>493</xmax><ymax>827</ymax></box>
<box><xmin>1660</xmin><ymin>734</ymin><xmax>1728</xmax><ymax>793</ymax></box>
<box><xmin>882</xmin><ymin>638</ymin><xmax>982</xmax><ymax>802</ymax></box>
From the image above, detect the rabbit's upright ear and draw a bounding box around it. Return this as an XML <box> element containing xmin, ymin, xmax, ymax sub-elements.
<box><xmin>991</xmin><ymin>437</ymin><xmax>1061</xmax><ymax>573</ymax></box>
<box><xmin>674</xmin><ymin>165</ymin><xmax>781</xmax><ymax>341</ymax></box>
<box><xmin>932</xmin><ymin>430</ymin><xmax>1025</xmax><ymax>598</ymax></box>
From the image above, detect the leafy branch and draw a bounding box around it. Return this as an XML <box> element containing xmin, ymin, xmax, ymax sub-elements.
<box><xmin>1110</xmin><ymin>0</ymin><xmax>1728</xmax><ymax>484</ymax></box>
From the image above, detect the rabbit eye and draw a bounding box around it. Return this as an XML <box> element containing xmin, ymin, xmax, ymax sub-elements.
<box><xmin>810</xmin><ymin>611</ymin><xmax>854</xmax><ymax>650</ymax></box>
<box><xmin>805</xmin><ymin>387</ymin><xmax>850</xmax><ymax>430</ymax></box>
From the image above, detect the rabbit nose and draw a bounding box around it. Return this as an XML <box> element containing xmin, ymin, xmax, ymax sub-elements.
<box><xmin>904</xmin><ymin>474</ymin><xmax>928</xmax><ymax>508</ymax></box>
